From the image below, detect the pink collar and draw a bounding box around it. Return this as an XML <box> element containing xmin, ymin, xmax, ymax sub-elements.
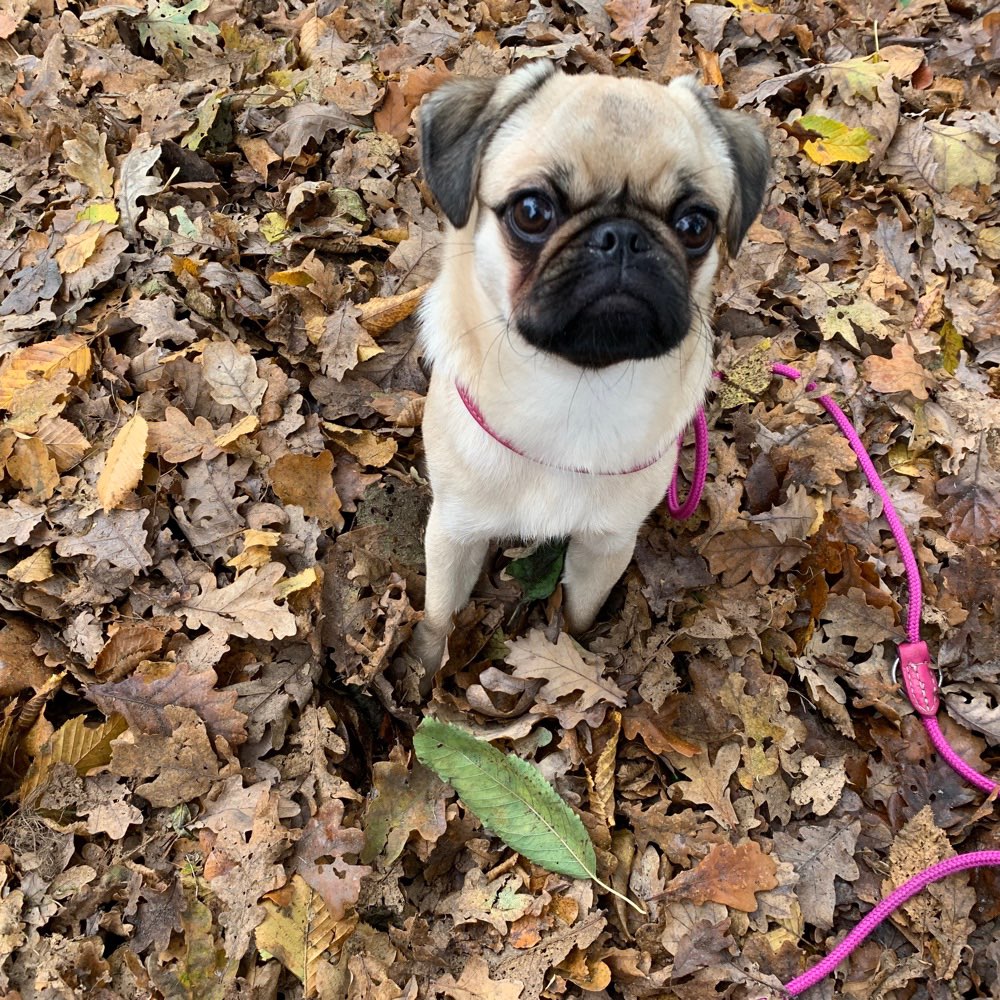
<box><xmin>455</xmin><ymin>381</ymin><xmax>674</xmax><ymax>477</ymax></box>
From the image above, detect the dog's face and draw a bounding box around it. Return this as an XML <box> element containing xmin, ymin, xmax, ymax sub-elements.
<box><xmin>420</xmin><ymin>64</ymin><xmax>769</xmax><ymax>369</ymax></box>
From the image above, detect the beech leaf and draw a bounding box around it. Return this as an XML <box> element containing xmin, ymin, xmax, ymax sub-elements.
<box><xmin>97</xmin><ymin>412</ymin><xmax>149</xmax><ymax>511</ymax></box>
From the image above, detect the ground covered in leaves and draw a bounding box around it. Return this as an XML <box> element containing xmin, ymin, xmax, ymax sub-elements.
<box><xmin>1</xmin><ymin>0</ymin><xmax>999</xmax><ymax>997</ymax></box>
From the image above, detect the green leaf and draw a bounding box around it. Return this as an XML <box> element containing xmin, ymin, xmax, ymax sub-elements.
<box><xmin>414</xmin><ymin>718</ymin><xmax>594</xmax><ymax>877</ymax></box>
<box><xmin>507</xmin><ymin>540</ymin><xmax>567</xmax><ymax>602</ymax></box>
<box><xmin>413</xmin><ymin>719</ymin><xmax>643</xmax><ymax>911</ymax></box>
<box><xmin>136</xmin><ymin>0</ymin><xmax>219</xmax><ymax>58</ymax></box>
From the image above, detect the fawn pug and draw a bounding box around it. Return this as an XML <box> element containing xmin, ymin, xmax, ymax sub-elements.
<box><xmin>412</xmin><ymin>62</ymin><xmax>769</xmax><ymax>686</ymax></box>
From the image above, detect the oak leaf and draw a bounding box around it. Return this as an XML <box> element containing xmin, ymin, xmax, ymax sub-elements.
<box><xmin>860</xmin><ymin>341</ymin><xmax>933</xmax><ymax>399</ymax></box>
<box><xmin>360</xmin><ymin>752</ymin><xmax>449</xmax><ymax>865</ymax></box>
<box><xmin>62</xmin><ymin>123</ymin><xmax>114</xmax><ymax>200</ymax></box>
<box><xmin>111</xmin><ymin>706</ymin><xmax>219</xmax><ymax>807</ymax></box>
<box><xmin>88</xmin><ymin>661</ymin><xmax>247</xmax><ymax>745</ymax></box>
<box><xmin>201</xmin><ymin>341</ymin><xmax>267</xmax><ymax>414</ymax></box>
<box><xmin>294</xmin><ymin>800</ymin><xmax>371</xmax><ymax>921</ymax></box>
<box><xmin>661</xmin><ymin>841</ymin><xmax>779</xmax><ymax>911</ymax></box>
<box><xmin>116</xmin><ymin>137</ymin><xmax>162</xmax><ymax>240</ymax></box>
<box><xmin>56</xmin><ymin>508</ymin><xmax>152</xmax><ymax>573</ymax></box>
<box><xmin>433</xmin><ymin>955</ymin><xmax>525</xmax><ymax>1000</ymax></box>
<box><xmin>936</xmin><ymin>436</ymin><xmax>1000</xmax><ymax>545</ymax></box>
<box><xmin>0</xmin><ymin>499</ymin><xmax>45</xmax><ymax>545</ymax></box>
<box><xmin>505</xmin><ymin>629</ymin><xmax>626</xmax><ymax>711</ymax></box>
<box><xmin>173</xmin><ymin>563</ymin><xmax>297</xmax><ymax>640</ymax></box>
<box><xmin>772</xmin><ymin>821</ymin><xmax>860</xmax><ymax>929</ymax></box>
<box><xmin>267</xmin><ymin>451</ymin><xmax>342</xmax><ymax>529</ymax></box>
<box><xmin>605</xmin><ymin>0</ymin><xmax>660</xmax><ymax>43</ymax></box>
<box><xmin>97</xmin><ymin>412</ymin><xmax>148</xmax><ymax>511</ymax></box>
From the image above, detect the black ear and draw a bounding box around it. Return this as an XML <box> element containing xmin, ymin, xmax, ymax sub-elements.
<box><xmin>419</xmin><ymin>61</ymin><xmax>556</xmax><ymax>229</ymax></box>
<box><xmin>711</xmin><ymin>109</ymin><xmax>771</xmax><ymax>255</ymax></box>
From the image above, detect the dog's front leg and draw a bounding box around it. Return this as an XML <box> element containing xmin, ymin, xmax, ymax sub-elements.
<box><xmin>561</xmin><ymin>532</ymin><xmax>636</xmax><ymax>634</ymax></box>
<box><xmin>414</xmin><ymin>502</ymin><xmax>489</xmax><ymax>687</ymax></box>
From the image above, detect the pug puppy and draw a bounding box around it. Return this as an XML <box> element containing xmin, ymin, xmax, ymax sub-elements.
<box><xmin>412</xmin><ymin>62</ymin><xmax>768</xmax><ymax>684</ymax></box>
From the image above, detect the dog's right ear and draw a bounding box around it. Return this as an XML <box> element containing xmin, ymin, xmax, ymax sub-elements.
<box><xmin>419</xmin><ymin>61</ymin><xmax>556</xmax><ymax>229</ymax></box>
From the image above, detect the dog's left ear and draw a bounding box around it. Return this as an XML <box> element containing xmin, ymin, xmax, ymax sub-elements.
<box><xmin>713</xmin><ymin>109</ymin><xmax>771</xmax><ymax>255</ymax></box>
<box><xmin>419</xmin><ymin>61</ymin><xmax>556</xmax><ymax>229</ymax></box>
<box><xmin>680</xmin><ymin>79</ymin><xmax>770</xmax><ymax>255</ymax></box>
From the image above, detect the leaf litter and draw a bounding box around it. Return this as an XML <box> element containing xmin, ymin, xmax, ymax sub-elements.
<box><xmin>0</xmin><ymin>0</ymin><xmax>999</xmax><ymax>998</ymax></box>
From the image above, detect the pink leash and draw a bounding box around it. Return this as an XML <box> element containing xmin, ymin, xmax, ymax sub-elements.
<box><xmin>668</xmin><ymin>363</ymin><xmax>1000</xmax><ymax>997</ymax></box>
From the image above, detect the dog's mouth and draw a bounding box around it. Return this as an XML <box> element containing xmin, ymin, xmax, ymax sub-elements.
<box><xmin>517</xmin><ymin>268</ymin><xmax>691</xmax><ymax>368</ymax></box>
<box><xmin>516</xmin><ymin>256</ymin><xmax>693</xmax><ymax>369</ymax></box>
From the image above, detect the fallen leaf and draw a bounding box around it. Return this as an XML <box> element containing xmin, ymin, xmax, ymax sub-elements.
<box><xmin>172</xmin><ymin>563</ymin><xmax>297</xmax><ymax>640</ymax></box>
<box><xmin>505</xmin><ymin>629</ymin><xmax>626</xmax><ymax>711</ymax></box>
<box><xmin>860</xmin><ymin>341</ymin><xmax>933</xmax><ymax>399</ymax></box>
<box><xmin>97</xmin><ymin>412</ymin><xmax>149</xmax><ymax>511</ymax></box>
<box><xmin>201</xmin><ymin>341</ymin><xmax>267</xmax><ymax>414</ymax></box>
<box><xmin>800</xmin><ymin>114</ymin><xmax>874</xmax><ymax>165</ymax></box>
<box><xmin>661</xmin><ymin>841</ymin><xmax>779</xmax><ymax>911</ymax></box>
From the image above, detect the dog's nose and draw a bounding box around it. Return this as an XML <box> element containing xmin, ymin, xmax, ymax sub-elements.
<box><xmin>586</xmin><ymin>219</ymin><xmax>651</xmax><ymax>259</ymax></box>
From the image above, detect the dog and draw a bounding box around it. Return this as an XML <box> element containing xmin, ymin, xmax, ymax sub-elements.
<box><xmin>412</xmin><ymin>61</ymin><xmax>769</xmax><ymax>687</ymax></box>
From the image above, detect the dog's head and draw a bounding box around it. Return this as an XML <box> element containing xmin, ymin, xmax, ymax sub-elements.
<box><xmin>419</xmin><ymin>63</ymin><xmax>769</xmax><ymax>369</ymax></box>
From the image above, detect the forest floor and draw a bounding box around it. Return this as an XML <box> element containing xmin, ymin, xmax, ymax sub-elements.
<box><xmin>1</xmin><ymin>0</ymin><xmax>999</xmax><ymax>997</ymax></box>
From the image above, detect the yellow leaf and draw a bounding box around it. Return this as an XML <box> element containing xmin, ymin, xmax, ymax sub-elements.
<box><xmin>55</xmin><ymin>228</ymin><xmax>103</xmax><ymax>275</ymax></box>
<box><xmin>213</xmin><ymin>413</ymin><xmax>259</xmax><ymax>449</ymax></box>
<box><xmin>7</xmin><ymin>547</ymin><xmax>53</xmax><ymax>583</ymax></box>
<box><xmin>824</xmin><ymin>55</ymin><xmax>890</xmax><ymax>102</ymax></box>
<box><xmin>269</xmin><ymin>268</ymin><xmax>314</xmax><ymax>287</ymax></box>
<box><xmin>0</xmin><ymin>335</ymin><xmax>92</xmax><ymax>410</ymax></box>
<box><xmin>77</xmin><ymin>202</ymin><xmax>120</xmax><ymax>224</ymax></box>
<box><xmin>927</xmin><ymin>123</ymin><xmax>998</xmax><ymax>191</ymax></box>
<box><xmin>261</xmin><ymin>211</ymin><xmax>290</xmax><ymax>243</ymax></box>
<box><xmin>357</xmin><ymin>284</ymin><xmax>428</xmax><ymax>337</ymax></box>
<box><xmin>323</xmin><ymin>423</ymin><xmax>397</xmax><ymax>467</ymax></box>
<box><xmin>19</xmin><ymin>713</ymin><xmax>129</xmax><ymax>804</ymax></box>
<box><xmin>257</xmin><ymin>875</ymin><xmax>354</xmax><ymax>992</ymax></box>
<box><xmin>97</xmin><ymin>412</ymin><xmax>149</xmax><ymax>511</ymax></box>
<box><xmin>978</xmin><ymin>227</ymin><xmax>1000</xmax><ymax>261</ymax></box>
<box><xmin>274</xmin><ymin>567</ymin><xmax>318</xmax><ymax>599</ymax></box>
<box><xmin>726</xmin><ymin>0</ymin><xmax>769</xmax><ymax>11</ymax></box>
<box><xmin>800</xmin><ymin>115</ymin><xmax>874</xmax><ymax>165</ymax></box>
<box><xmin>63</xmin><ymin>123</ymin><xmax>115</xmax><ymax>200</ymax></box>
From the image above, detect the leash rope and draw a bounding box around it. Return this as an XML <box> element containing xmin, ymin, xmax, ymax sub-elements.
<box><xmin>668</xmin><ymin>362</ymin><xmax>1000</xmax><ymax>997</ymax></box>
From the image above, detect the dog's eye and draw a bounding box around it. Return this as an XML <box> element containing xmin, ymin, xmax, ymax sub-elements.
<box><xmin>672</xmin><ymin>209</ymin><xmax>717</xmax><ymax>255</ymax></box>
<box><xmin>507</xmin><ymin>192</ymin><xmax>556</xmax><ymax>242</ymax></box>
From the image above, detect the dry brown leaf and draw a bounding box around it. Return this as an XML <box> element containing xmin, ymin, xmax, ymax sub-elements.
<box><xmin>606</xmin><ymin>0</ymin><xmax>660</xmax><ymax>43</ymax></box>
<box><xmin>433</xmin><ymin>955</ymin><xmax>525</xmax><ymax>1000</ymax></box>
<box><xmin>62</xmin><ymin>122</ymin><xmax>114</xmax><ymax>200</ymax></box>
<box><xmin>97</xmin><ymin>412</ymin><xmax>148</xmax><ymax>511</ymax></box>
<box><xmin>660</xmin><ymin>841</ymin><xmax>779</xmax><ymax>911</ymax></box>
<box><xmin>357</xmin><ymin>283</ymin><xmax>428</xmax><ymax>336</ymax></box>
<box><xmin>201</xmin><ymin>340</ymin><xmax>267</xmax><ymax>414</ymax></box>
<box><xmin>93</xmin><ymin>623</ymin><xmax>165</xmax><ymax>680</ymax></box>
<box><xmin>0</xmin><ymin>334</ymin><xmax>92</xmax><ymax>409</ymax></box>
<box><xmin>937</xmin><ymin>435</ymin><xmax>1000</xmax><ymax>545</ymax></box>
<box><xmin>55</xmin><ymin>227</ymin><xmax>102</xmax><ymax>275</ymax></box>
<box><xmin>505</xmin><ymin>629</ymin><xmax>626</xmax><ymax>711</ymax></box>
<box><xmin>7</xmin><ymin>547</ymin><xmax>53</xmax><ymax>583</ymax></box>
<box><xmin>860</xmin><ymin>341</ymin><xmax>933</xmax><ymax>399</ymax></box>
<box><xmin>267</xmin><ymin>451</ymin><xmax>342</xmax><ymax>529</ymax></box>
<box><xmin>19</xmin><ymin>713</ymin><xmax>129</xmax><ymax>804</ymax></box>
<box><xmin>6</xmin><ymin>436</ymin><xmax>58</xmax><ymax>499</ymax></box>
<box><xmin>173</xmin><ymin>563</ymin><xmax>297</xmax><ymax>640</ymax></box>
<box><xmin>88</xmin><ymin>660</ymin><xmax>247</xmax><ymax>745</ymax></box>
